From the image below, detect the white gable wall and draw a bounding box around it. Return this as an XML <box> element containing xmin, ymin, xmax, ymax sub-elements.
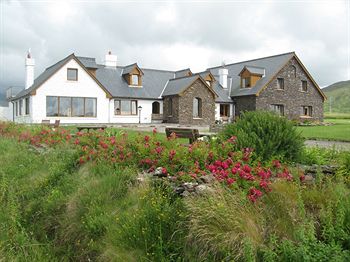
<box><xmin>31</xmin><ymin>59</ymin><xmax>110</xmax><ymax>124</ymax></box>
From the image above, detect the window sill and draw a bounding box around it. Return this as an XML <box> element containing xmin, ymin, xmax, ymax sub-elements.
<box><xmin>114</xmin><ymin>115</ymin><xmax>138</xmax><ymax>117</ymax></box>
<box><xmin>300</xmin><ymin>115</ymin><xmax>312</xmax><ymax>118</ymax></box>
<box><xmin>276</xmin><ymin>88</ymin><xmax>285</xmax><ymax>91</ymax></box>
<box><xmin>300</xmin><ymin>90</ymin><xmax>307</xmax><ymax>93</ymax></box>
<box><xmin>128</xmin><ymin>85</ymin><xmax>143</xmax><ymax>88</ymax></box>
<box><xmin>193</xmin><ymin>117</ymin><xmax>203</xmax><ymax>119</ymax></box>
<box><xmin>46</xmin><ymin>116</ymin><xmax>97</xmax><ymax>118</ymax></box>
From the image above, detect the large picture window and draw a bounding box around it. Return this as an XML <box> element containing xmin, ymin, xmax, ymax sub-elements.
<box><xmin>46</xmin><ymin>96</ymin><xmax>96</xmax><ymax>117</ymax></box>
<box><xmin>114</xmin><ymin>99</ymin><xmax>137</xmax><ymax>115</ymax></box>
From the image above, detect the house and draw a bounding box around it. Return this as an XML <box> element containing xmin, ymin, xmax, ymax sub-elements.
<box><xmin>7</xmin><ymin>51</ymin><xmax>325</xmax><ymax>125</ymax></box>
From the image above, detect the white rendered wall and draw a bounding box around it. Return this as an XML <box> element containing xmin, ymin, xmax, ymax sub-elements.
<box><xmin>215</xmin><ymin>103</ymin><xmax>233</xmax><ymax>122</ymax></box>
<box><xmin>109</xmin><ymin>99</ymin><xmax>163</xmax><ymax>124</ymax></box>
<box><xmin>0</xmin><ymin>103</ymin><xmax>13</xmax><ymax>121</ymax></box>
<box><xmin>31</xmin><ymin>59</ymin><xmax>110</xmax><ymax>124</ymax></box>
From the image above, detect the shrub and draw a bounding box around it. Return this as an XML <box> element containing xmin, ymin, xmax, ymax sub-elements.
<box><xmin>221</xmin><ymin>111</ymin><xmax>304</xmax><ymax>162</ymax></box>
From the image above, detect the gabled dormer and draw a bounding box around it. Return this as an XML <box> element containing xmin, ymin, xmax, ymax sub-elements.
<box><xmin>122</xmin><ymin>63</ymin><xmax>144</xmax><ymax>87</ymax></box>
<box><xmin>199</xmin><ymin>71</ymin><xmax>216</xmax><ymax>87</ymax></box>
<box><xmin>175</xmin><ymin>68</ymin><xmax>193</xmax><ymax>78</ymax></box>
<box><xmin>239</xmin><ymin>66</ymin><xmax>265</xmax><ymax>88</ymax></box>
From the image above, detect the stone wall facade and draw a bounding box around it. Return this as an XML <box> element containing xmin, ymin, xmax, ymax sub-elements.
<box><xmin>163</xmin><ymin>79</ymin><xmax>216</xmax><ymax>125</ymax></box>
<box><xmin>256</xmin><ymin>57</ymin><xmax>324</xmax><ymax>121</ymax></box>
<box><xmin>232</xmin><ymin>95</ymin><xmax>256</xmax><ymax>118</ymax></box>
<box><xmin>163</xmin><ymin>95</ymin><xmax>179</xmax><ymax>123</ymax></box>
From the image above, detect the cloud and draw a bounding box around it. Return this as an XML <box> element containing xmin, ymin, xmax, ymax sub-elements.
<box><xmin>0</xmin><ymin>0</ymin><xmax>349</xmax><ymax>101</ymax></box>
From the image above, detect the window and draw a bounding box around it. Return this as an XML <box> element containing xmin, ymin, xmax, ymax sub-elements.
<box><xmin>46</xmin><ymin>96</ymin><xmax>96</xmax><ymax>117</ymax></box>
<box><xmin>72</xmin><ymin>97</ymin><xmax>84</xmax><ymax>117</ymax></box>
<box><xmin>270</xmin><ymin>104</ymin><xmax>284</xmax><ymax>116</ymax></box>
<box><xmin>277</xmin><ymin>78</ymin><xmax>284</xmax><ymax>90</ymax></box>
<box><xmin>15</xmin><ymin>101</ymin><xmax>18</xmax><ymax>116</ymax></box>
<box><xmin>152</xmin><ymin>101</ymin><xmax>160</xmax><ymax>114</ymax></box>
<box><xmin>301</xmin><ymin>106</ymin><xmax>312</xmax><ymax>117</ymax></box>
<box><xmin>114</xmin><ymin>100</ymin><xmax>137</xmax><ymax>115</ymax></box>
<box><xmin>25</xmin><ymin>97</ymin><xmax>30</xmax><ymax>115</ymax></box>
<box><xmin>67</xmin><ymin>68</ymin><xmax>78</xmax><ymax>81</ymax></box>
<box><xmin>242</xmin><ymin>77</ymin><xmax>251</xmax><ymax>88</ymax></box>
<box><xmin>206</xmin><ymin>80</ymin><xmax>211</xmax><ymax>86</ymax></box>
<box><xmin>131</xmin><ymin>75</ymin><xmax>139</xmax><ymax>85</ymax></box>
<box><xmin>169</xmin><ymin>98</ymin><xmax>173</xmax><ymax>116</ymax></box>
<box><xmin>220</xmin><ymin>104</ymin><xmax>230</xmax><ymax>117</ymax></box>
<box><xmin>301</xmin><ymin>80</ymin><xmax>307</xmax><ymax>92</ymax></box>
<box><xmin>19</xmin><ymin>99</ymin><xmax>23</xmax><ymax>115</ymax></box>
<box><xmin>193</xmin><ymin>97</ymin><xmax>202</xmax><ymax>118</ymax></box>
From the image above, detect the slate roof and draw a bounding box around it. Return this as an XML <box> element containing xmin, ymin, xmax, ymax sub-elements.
<box><xmin>11</xmin><ymin>51</ymin><xmax>306</xmax><ymax>102</ymax></box>
<box><xmin>77</xmin><ymin>56</ymin><xmax>98</xmax><ymax>69</ymax></box>
<box><xmin>208</xmin><ymin>52</ymin><xmax>295</xmax><ymax>97</ymax></box>
<box><xmin>121</xmin><ymin>63</ymin><xmax>144</xmax><ymax>75</ymax></box>
<box><xmin>242</xmin><ymin>66</ymin><xmax>265</xmax><ymax>76</ymax></box>
<box><xmin>11</xmin><ymin>54</ymin><xmax>74</xmax><ymax>100</ymax></box>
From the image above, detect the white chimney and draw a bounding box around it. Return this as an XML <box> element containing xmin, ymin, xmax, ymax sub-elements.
<box><xmin>25</xmin><ymin>49</ymin><xmax>35</xmax><ymax>89</ymax></box>
<box><xmin>104</xmin><ymin>51</ymin><xmax>117</xmax><ymax>67</ymax></box>
<box><xmin>219</xmin><ymin>67</ymin><xmax>228</xmax><ymax>89</ymax></box>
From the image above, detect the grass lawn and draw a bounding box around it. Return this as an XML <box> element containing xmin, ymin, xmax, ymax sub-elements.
<box><xmin>297</xmin><ymin>118</ymin><xmax>350</xmax><ymax>141</ymax></box>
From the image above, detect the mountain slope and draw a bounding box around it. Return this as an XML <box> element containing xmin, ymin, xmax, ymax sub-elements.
<box><xmin>323</xmin><ymin>80</ymin><xmax>350</xmax><ymax>114</ymax></box>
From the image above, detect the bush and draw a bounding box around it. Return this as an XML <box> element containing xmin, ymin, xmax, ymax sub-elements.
<box><xmin>221</xmin><ymin>111</ymin><xmax>304</xmax><ymax>162</ymax></box>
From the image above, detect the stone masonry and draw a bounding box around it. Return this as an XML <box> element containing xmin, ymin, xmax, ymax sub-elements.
<box><xmin>233</xmin><ymin>57</ymin><xmax>324</xmax><ymax>121</ymax></box>
<box><xmin>257</xmin><ymin>57</ymin><xmax>324</xmax><ymax>121</ymax></box>
<box><xmin>163</xmin><ymin>79</ymin><xmax>216</xmax><ymax>125</ymax></box>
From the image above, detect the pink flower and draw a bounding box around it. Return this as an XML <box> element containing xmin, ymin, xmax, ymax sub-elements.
<box><xmin>228</xmin><ymin>136</ymin><xmax>237</xmax><ymax>143</ymax></box>
<box><xmin>226</xmin><ymin>178</ymin><xmax>236</xmax><ymax>185</ymax></box>
<box><xmin>243</xmin><ymin>164</ymin><xmax>251</xmax><ymax>173</ymax></box>
<box><xmin>272</xmin><ymin>160</ymin><xmax>281</xmax><ymax>169</ymax></box>
<box><xmin>155</xmin><ymin>146</ymin><xmax>163</xmax><ymax>154</ymax></box>
<box><xmin>152</xmin><ymin>128</ymin><xmax>157</xmax><ymax>134</ymax></box>
<box><xmin>74</xmin><ymin>138</ymin><xmax>80</xmax><ymax>145</ymax></box>
<box><xmin>169</xmin><ymin>149</ymin><xmax>176</xmax><ymax>160</ymax></box>
<box><xmin>248</xmin><ymin>187</ymin><xmax>263</xmax><ymax>202</ymax></box>
<box><xmin>144</xmin><ymin>135</ymin><xmax>150</xmax><ymax>142</ymax></box>
<box><xmin>162</xmin><ymin>167</ymin><xmax>167</xmax><ymax>175</ymax></box>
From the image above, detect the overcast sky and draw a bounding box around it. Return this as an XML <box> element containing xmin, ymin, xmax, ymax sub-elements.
<box><xmin>0</xmin><ymin>0</ymin><xmax>349</xmax><ymax>99</ymax></box>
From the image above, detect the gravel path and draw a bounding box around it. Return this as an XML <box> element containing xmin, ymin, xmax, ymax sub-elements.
<box><xmin>305</xmin><ymin>140</ymin><xmax>350</xmax><ymax>151</ymax></box>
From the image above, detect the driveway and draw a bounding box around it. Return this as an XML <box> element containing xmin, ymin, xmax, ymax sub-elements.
<box><xmin>305</xmin><ymin>140</ymin><xmax>350</xmax><ymax>151</ymax></box>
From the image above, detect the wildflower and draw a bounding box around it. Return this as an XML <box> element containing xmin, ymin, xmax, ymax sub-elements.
<box><xmin>243</xmin><ymin>164</ymin><xmax>251</xmax><ymax>173</ymax></box>
<box><xmin>162</xmin><ymin>167</ymin><xmax>167</xmax><ymax>175</ymax></box>
<box><xmin>248</xmin><ymin>187</ymin><xmax>263</xmax><ymax>202</ymax></box>
<box><xmin>228</xmin><ymin>136</ymin><xmax>237</xmax><ymax>143</ymax></box>
<box><xmin>155</xmin><ymin>146</ymin><xmax>163</xmax><ymax>154</ymax></box>
<box><xmin>74</xmin><ymin>138</ymin><xmax>80</xmax><ymax>145</ymax></box>
<box><xmin>272</xmin><ymin>159</ymin><xmax>281</xmax><ymax>169</ymax></box>
<box><xmin>99</xmin><ymin>141</ymin><xmax>108</xmax><ymax>149</ymax></box>
<box><xmin>226</xmin><ymin>178</ymin><xmax>236</xmax><ymax>185</ymax></box>
<box><xmin>299</xmin><ymin>174</ymin><xmax>305</xmax><ymax>182</ymax></box>
<box><xmin>79</xmin><ymin>157</ymin><xmax>85</xmax><ymax>165</ymax></box>
<box><xmin>169</xmin><ymin>149</ymin><xmax>176</xmax><ymax>160</ymax></box>
<box><xmin>152</xmin><ymin>128</ymin><xmax>157</xmax><ymax>134</ymax></box>
<box><xmin>144</xmin><ymin>135</ymin><xmax>150</xmax><ymax>142</ymax></box>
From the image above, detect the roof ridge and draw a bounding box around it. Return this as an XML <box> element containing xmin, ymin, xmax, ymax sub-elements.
<box><xmin>141</xmin><ymin>67</ymin><xmax>175</xmax><ymax>73</ymax></box>
<box><xmin>45</xmin><ymin>53</ymin><xmax>75</xmax><ymax>71</ymax></box>
<box><xmin>175</xmin><ymin>68</ymin><xmax>191</xmax><ymax>73</ymax></box>
<box><xmin>208</xmin><ymin>51</ymin><xmax>295</xmax><ymax>70</ymax></box>
<box><xmin>169</xmin><ymin>74</ymin><xmax>197</xmax><ymax>81</ymax></box>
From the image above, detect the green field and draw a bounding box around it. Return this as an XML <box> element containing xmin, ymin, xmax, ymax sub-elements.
<box><xmin>297</xmin><ymin>118</ymin><xmax>350</xmax><ymax>141</ymax></box>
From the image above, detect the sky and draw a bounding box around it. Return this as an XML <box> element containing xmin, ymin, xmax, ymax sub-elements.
<box><xmin>0</xmin><ymin>0</ymin><xmax>349</xmax><ymax>103</ymax></box>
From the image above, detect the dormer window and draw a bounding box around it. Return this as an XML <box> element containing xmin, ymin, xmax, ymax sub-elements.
<box><xmin>67</xmin><ymin>68</ymin><xmax>78</xmax><ymax>81</ymax></box>
<box><xmin>131</xmin><ymin>74</ymin><xmax>139</xmax><ymax>85</ymax></box>
<box><xmin>122</xmin><ymin>63</ymin><xmax>143</xmax><ymax>87</ymax></box>
<box><xmin>242</xmin><ymin>77</ymin><xmax>251</xmax><ymax>88</ymax></box>
<box><xmin>239</xmin><ymin>66</ymin><xmax>264</xmax><ymax>88</ymax></box>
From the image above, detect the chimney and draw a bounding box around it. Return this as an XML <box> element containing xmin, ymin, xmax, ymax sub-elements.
<box><xmin>104</xmin><ymin>50</ymin><xmax>117</xmax><ymax>67</ymax></box>
<box><xmin>219</xmin><ymin>66</ymin><xmax>228</xmax><ymax>89</ymax></box>
<box><xmin>25</xmin><ymin>49</ymin><xmax>35</xmax><ymax>89</ymax></box>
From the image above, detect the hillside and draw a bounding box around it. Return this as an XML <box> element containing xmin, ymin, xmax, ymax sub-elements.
<box><xmin>323</xmin><ymin>80</ymin><xmax>350</xmax><ymax>114</ymax></box>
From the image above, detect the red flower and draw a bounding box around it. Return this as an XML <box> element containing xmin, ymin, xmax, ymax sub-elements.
<box><xmin>248</xmin><ymin>187</ymin><xmax>263</xmax><ymax>202</ymax></box>
<box><xmin>162</xmin><ymin>167</ymin><xmax>167</xmax><ymax>175</ymax></box>
<box><xmin>228</xmin><ymin>136</ymin><xmax>237</xmax><ymax>143</ymax></box>
<box><xmin>272</xmin><ymin>160</ymin><xmax>281</xmax><ymax>169</ymax></box>
<box><xmin>74</xmin><ymin>138</ymin><xmax>80</xmax><ymax>145</ymax></box>
<box><xmin>226</xmin><ymin>178</ymin><xmax>236</xmax><ymax>185</ymax></box>
<box><xmin>152</xmin><ymin>128</ymin><xmax>157</xmax><ymax>134</ymax></box>
<box><xmin>155</xmin><ymin>146</ymin><xmax>163</xmax><ymax>154</ymax></box>
<box><xmin>299</xmin><ymin>174</ymin><xmax>305</xmax><ymax>182</ymax></box>
<box><xmin>144</xmin><ymin>135</ymin><xmax>150</xmax><ymax>142</ymax></box>
<box><xmin>169</xmin><ymin>149</ymin><xmax>176</xmax><ymax>160</ymax></box>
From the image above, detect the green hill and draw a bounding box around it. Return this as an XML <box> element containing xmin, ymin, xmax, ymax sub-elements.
<box><xmin>323</xmin><ymin>80</ymin><xmax>350</xmax><ymax>114</ymax></box>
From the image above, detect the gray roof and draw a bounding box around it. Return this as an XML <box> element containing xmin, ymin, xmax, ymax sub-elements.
<box><xmin>77</xmin><ymin>56</ymin><xmax>98</xmax><ymax>69</ymax></box>
<box><xmin>121</xmin><ymin>63</ymin><xmax>143</xmax><ymax>75</ymax></box>
<box><xmin>208</xmin><ymin>52</ymin><xmax>295</xmax><ymax>97</ymax></box>
<box><xmin>162</xmin><ymin>75</ymin><xmax>198</xmax><ymax>96</ymax></box>
<box><xmin>243</xmin><ymin>66</ymin><xmax>265</xmax><ymax>76</ymax></box>
<box><xmin>95</xmin><ymin>66</ymin><xmax>173</xmax><ymax>99</ymax></box>
<box><xmin>11</xmin><ymin>52</ymin><xmax>298</xmax><ymax>102</ymax></box>
<box><xmin>11</xmin><ymin>54</ymin><xmax>74</xmax><ymax>100</ymax></box>
<box><xmin>175</xmin><ymin>68</ymin><xmax>191</xmax><ymax>78</ymax></box>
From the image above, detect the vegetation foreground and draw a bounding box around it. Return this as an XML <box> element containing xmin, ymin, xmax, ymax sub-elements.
<box><xmin>1</xmin><ymin>113</ymin><xmax>350</xmax><ymax>261</ymax></box>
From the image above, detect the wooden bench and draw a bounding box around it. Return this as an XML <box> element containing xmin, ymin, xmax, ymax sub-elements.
<box><xmin>41</xmin><ymin>120</ymin><xmax>60</xmax><ymax>128</ymax></box>
<box><xmin>165</xmin><ymin>127</ymin><xmax>200</xmax><ymax>144</ymax></box>
<box><xmin>77</xmin><ymin>125</ymin><xmax>107</xmax><ymax>133</ymax></box>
